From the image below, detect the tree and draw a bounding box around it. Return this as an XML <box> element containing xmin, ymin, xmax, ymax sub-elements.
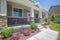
<box><xmin>51</xmin><ymin>14</ymin><xmax>56</xmax><ymax>22</ymax></box>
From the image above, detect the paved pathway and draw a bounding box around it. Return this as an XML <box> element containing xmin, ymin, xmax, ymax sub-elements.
<box><xmin>27</xmin><ymin>28</ymin><xmax>58</xmax><ymax>40</ymax></box>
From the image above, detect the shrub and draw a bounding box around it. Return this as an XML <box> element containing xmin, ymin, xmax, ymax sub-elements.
<box><xmin>2</xmin><ymin>28</ymin><xmax>14</xmax><ymax>38</ymax></box>
<box><xmin>31</xmin><ymin>23</ymin><xmax>38</xmax><ymax>30</ymax></box>
<box><xmin>10</xmin><ymin>32</ymin><xmax>20</xmax><ymax>40</ymax></box>
<box><xmin>51</xmin><ymin>14</ymin><xmax>56</xmax><ymax>22</ymax></box>
<box><xmin>24</xmin><ymin>30</ymin><xmax>30</xmax><ymax>36</ymax></box>
<box><xmin>26</xmin><ymin>27</ymin><xmax>32</xmax><ymax>31</ymax></box>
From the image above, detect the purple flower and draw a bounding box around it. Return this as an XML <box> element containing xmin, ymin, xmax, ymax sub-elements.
<box><xmin>31</xmin><ymin>30</ymin><xmax>35</xmax><ymax>33</ymax></box>
<box><xmin>10</xmin><ymin>32</ymin><xmax>20</xmax><ymax>40</ymax></box>
<box><xmin>10</xmin><ymin>35</ymin><xmax>18</xmax><ymax>40</ymax></box>
<box><xmin>16</xmin><ymin>32</ymin><xmax>20</xmax><ymax>39</ymax></box>
<box><xmin>24</xmin><ymin>30</ymin><xmax>30</xmax><ymax>36</ymax></box>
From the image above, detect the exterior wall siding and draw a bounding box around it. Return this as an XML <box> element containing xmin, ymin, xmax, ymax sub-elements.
<box><xmin>0</xmin><ymin>0</ymin><xmax>1</xmax><ymax>13</ymax></box>
<box><xmin>7</xmin><ymin>5</ymin><xmax>12</xmax><ymax>16</ymax></box>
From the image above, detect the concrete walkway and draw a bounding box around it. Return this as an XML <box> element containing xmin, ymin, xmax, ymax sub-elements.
<box><xmin>27</xmin><ymin>28</ymin><xmax>58</xmax><ymax>40</ymax></box>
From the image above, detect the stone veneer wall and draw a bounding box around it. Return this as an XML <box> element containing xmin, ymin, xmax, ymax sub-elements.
<box><xmin>0</xmin><ymin>15</ymin><xmax>7</xmax><ymax>30</ymax></box>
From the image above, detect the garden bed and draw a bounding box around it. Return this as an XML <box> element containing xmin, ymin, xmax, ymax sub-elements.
<box><xmin>5</xmin><ymin>29</ymin><xmax>40</xmax><ymax>40</ymax></box>
<box><xmin>0</xmin><ymin>23</ymin><xmax>41</xmax><ymax>40</ymax></box>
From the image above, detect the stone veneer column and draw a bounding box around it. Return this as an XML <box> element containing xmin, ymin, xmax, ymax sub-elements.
<box><xmin>30</xmin><ymin>7</ymin><xmax>34</xmax><ymax>24</ymax></box>
<box><xmin>0</xmin><ymin>0</ymin><xmax>7</xmax><ymax>28</ymax></box>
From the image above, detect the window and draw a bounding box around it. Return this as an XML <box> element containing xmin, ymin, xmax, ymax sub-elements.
<box><xmin>19</xmin><ymin>9</ymin><xmax>22</xmax><ymax>17</ymax></box>
<box><xmin>35</xmin><ymin>14</ymin><xmax>38</xmax><ymax>18</ymax></box>
<box><xmin>13</xmin><ymin>8</ymin><xmax>22</xmax><ymax>17</ymax></box>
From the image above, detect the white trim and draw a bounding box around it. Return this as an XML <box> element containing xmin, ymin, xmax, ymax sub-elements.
<box><xmin>8</xmin><ymin>16</ymin><xmax>27</xmax><ymax>18</ymax></box>
<box><xmin>22</xmin><ymin>8</ymin><xmax>24</xmax><ymax>17</ymax></box>
<box><xmin>30</xmin><ymin>7</ymin><xmax>34</xmax><ymax>17</ymax></box>
<box><xmin>1</xmin><ymin>0</ymin><xmax>7</xmax><ymax>14</ymax></box>
<box><xmin>27</xmin><ymin>12</ymin><xmax>30</xmax><ymax>22</ymax></box>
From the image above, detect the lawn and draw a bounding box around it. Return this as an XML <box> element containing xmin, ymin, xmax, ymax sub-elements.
<box><xmin>54</xmin><ymin>24</ymin><xmax>60</xmax><ymax>40</ymax></box>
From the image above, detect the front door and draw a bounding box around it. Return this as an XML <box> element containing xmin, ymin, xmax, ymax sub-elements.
<box><xmin>35</xmin><ymin>14</ymin><xmax>39</xmax><ymax>23</ymax></box>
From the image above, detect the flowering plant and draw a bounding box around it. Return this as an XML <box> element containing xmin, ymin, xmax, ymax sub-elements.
<box><xmin>31</xmin><ymin>30</ymin><xmax>35</xmax><ymax>33</ymax></box>
<box><xmin>24</xmin><ymin>30</ymin><xmax>30</xmax><ymax>36</ymax></box>
<box><xmin>10</xmin><ymin>32</ymin><xmax>20</xmax><ymax>40</ymax></box>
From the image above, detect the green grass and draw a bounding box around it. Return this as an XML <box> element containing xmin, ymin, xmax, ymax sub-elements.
<box><xmin>54</xmin><ymin>24</ymin><xmax>60</xmax><ymax>40</ymax></box>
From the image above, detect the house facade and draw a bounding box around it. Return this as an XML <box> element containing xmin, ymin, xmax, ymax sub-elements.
<box><xmin>48</xmin><ymin>5</ymin><xmax>60</xmax><ymax>22</ymax></box>
<box><xmin>0</xmin><ymin>0</ymin><xmax>48</xmax><ymax>27</ymax></box>
<box><xmin>42</xmin><ymin>9</ymin><xmax>48</xmax><ymax>24</ymax></box>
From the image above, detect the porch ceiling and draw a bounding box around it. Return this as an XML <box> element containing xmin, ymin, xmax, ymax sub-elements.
<box><xmin>7</xmin><ymin>0</ymin><xmax>35</xmax><ymax>8</ymax></box>
<box><xmin>34</xmin><ymin>6</ymin><xmax>39</xmax><ymax>11</ymax></box>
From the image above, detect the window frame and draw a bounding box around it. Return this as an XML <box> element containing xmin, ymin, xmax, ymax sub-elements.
<box><xmin>12</xmin><ymin>7</ymin><xmax>23</xmax><ymax>17</ymax></box>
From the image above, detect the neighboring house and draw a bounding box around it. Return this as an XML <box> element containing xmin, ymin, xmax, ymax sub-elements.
<box><xmin>48</xmin><ymin>5</ymin><xmax>60</xmax><ymax>22</ymax></box>
<box><xmin>0</xmin><ymin>0</ymin><xmax>47</xmax><ymax>27</ymax></box>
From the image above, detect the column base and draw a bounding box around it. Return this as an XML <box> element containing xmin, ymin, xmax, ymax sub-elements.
<box><xmin>0</xmin><ymin>16</ymin><xmax>7</xmax><ymax>29</ymax></box>
<box><xmin>38</xmin><ymin>18</ymin><xmax>42</xmax><ymax>24</ymax></box>
<box><xmin>30</xmin><ymin>17</ymin><xmax>34</xmax><ymax>24</ymax></box>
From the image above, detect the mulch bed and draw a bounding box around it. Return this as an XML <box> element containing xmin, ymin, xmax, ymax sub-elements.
<box><xmin>0</xmin><ymin>29</ymin><xmax>41</xmax><ymax>40</ymax></box>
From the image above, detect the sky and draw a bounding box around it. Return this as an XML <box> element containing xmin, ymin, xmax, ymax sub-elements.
<box><xmin>34</xmin><ymin>0</ymin><xmax>60</xmax><ymax>11</ymax></box>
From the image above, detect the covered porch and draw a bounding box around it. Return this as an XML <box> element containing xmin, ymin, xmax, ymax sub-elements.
<box><xmin>7</xmin><ymin>1</ymin><xmax>42</xmax><ymax>26</ymax></box>
<box><xmin>0</xmin><ymin>0</ymin><xmax>43</xmax><ymax>27</ymax></box>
